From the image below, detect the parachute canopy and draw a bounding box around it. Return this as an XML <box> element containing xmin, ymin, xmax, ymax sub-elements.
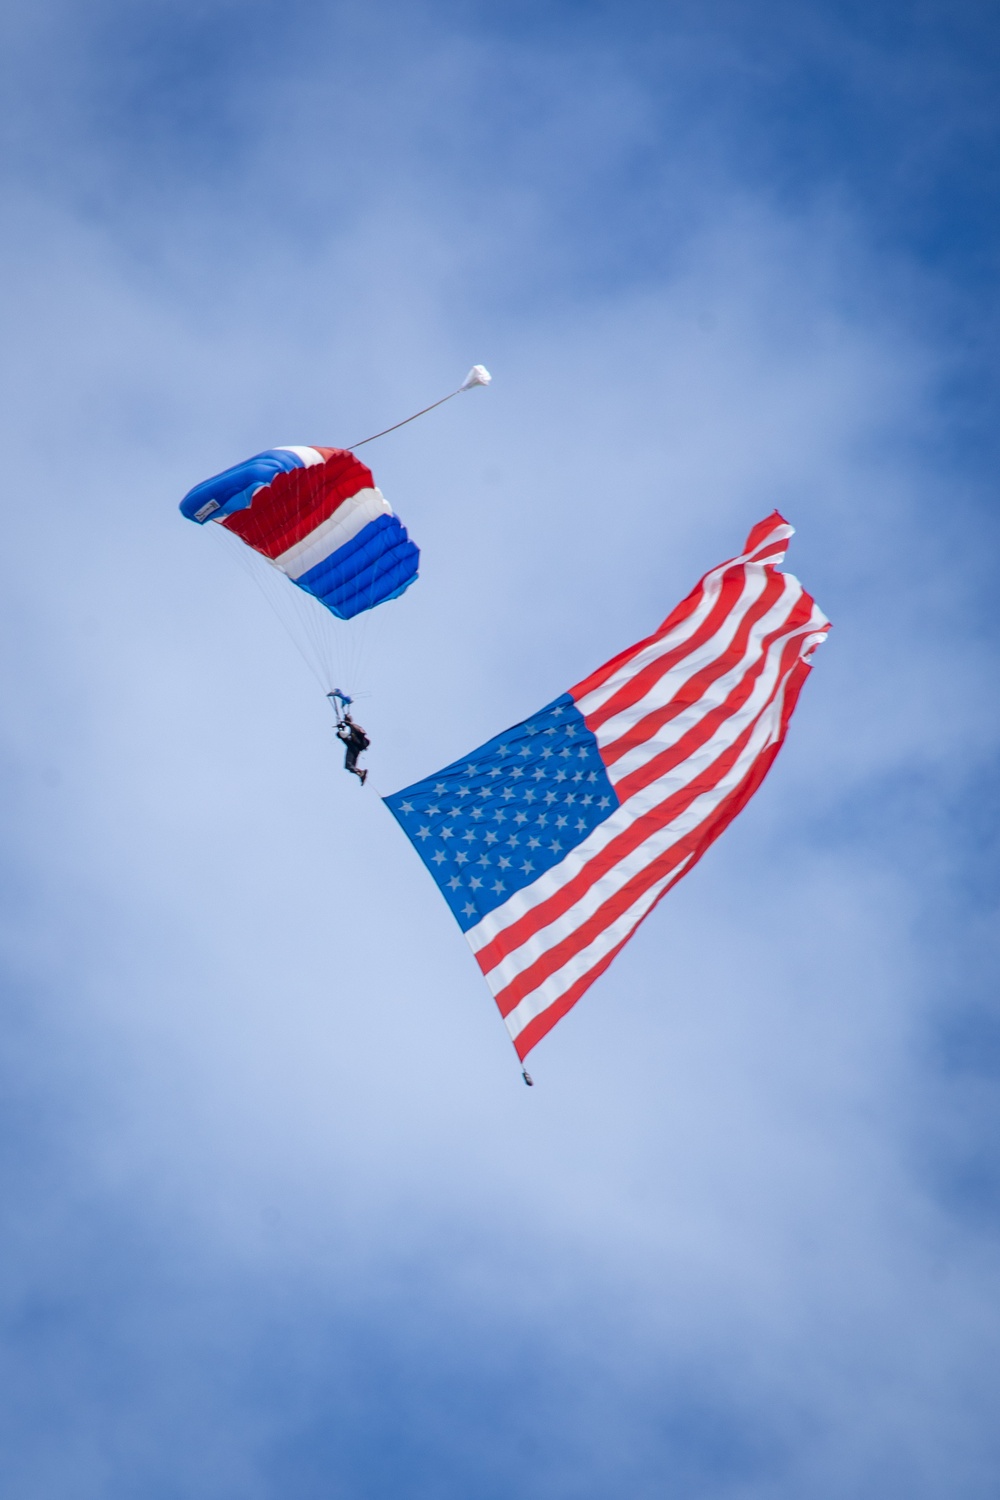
<box><xmin>180</xmin><ymin>446</ymin><xmax>419</xmax><ymax>621</ymax></box>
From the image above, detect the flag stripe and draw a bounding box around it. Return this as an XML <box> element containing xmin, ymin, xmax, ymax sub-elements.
<box><xmin>469</xmin><ymin>606</ymin><xmax>823</xmax><ymax>975</ymax></box>
<box><xmin>485</xmin><ymin>627</ymin><xmax>820</xmax><ymax>1019</ymax></box>
<box><xmin>597</xmin><ymin>570</ymin><xmax>794</xmax><ymax>771</ymax></box>
<box><xmin>386</xmin><ymin>510</ymin><xmax>828</xmax><ymax>1062</ymax></box>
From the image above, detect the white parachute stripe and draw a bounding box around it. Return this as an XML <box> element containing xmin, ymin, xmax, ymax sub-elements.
<box><xmin>499</xmin><ymin>868</ymin><xmax>678</xmax><ymax>1041</ymax></box>
<box><xmin>467</xmin><ymin>611</ymin><xmax>817</xmax><ymax>960</ymax></box>
<box><xmin>274</xmin><ymin>445</ymin><xmax>327</xmax><ymax>466</ymax></box>
<box><xmin>600</xmin><ymin>575</ymin><xmax>800</xmax><ymax>784</ymax></box>
<box><xmin>275</xmin><ymin>487</ymin><xmax>391</xmax><ymax>580</ymax></box>
<box><xmin>479</xmin><ymin>643</ymin><xmax>804</xmax><ymax>991</ymax></box>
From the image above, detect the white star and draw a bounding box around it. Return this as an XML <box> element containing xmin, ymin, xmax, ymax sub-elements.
<box><xmin>543</xmin><ymin>728</ymin><xmax>557</xmax><ymax>737</ymax></box>
<box><xmin>551</xmin><ymin>705</ymin><xmax>565</xmax><ymax>716</ymax></box>
<box><xmin>477</xmin><ymin>854</ymin><xmax>491</xmax><ymax>867</ymax></box>
<box><xmin>565</xmin><ymin>723</ymin><xmax>576</xmax><ymax>736</ymax></box>
<box><xmin>587</xmin><ymin>770</ymin><xmax>598</xmax><ymax>782</ymax></box>
<box><xmin>427</xmin><ymin>804</ymin><xmax>440</xmax><ymax>815</ymax></box>
<box><xmin>527</xmin><ymin>836</ymin><xmax>541</xmax><ymax>850</ymax></box>
<box><xmin>564</xmin><ymin>793</ymin><xmax>576</xmax><ymax>806</ymax></box>
<box><xmin>550</xmin><ymin>839</ymin><xmax>563</xmax><ymax>853</ymax></box>
<box><xmin>432</xmin><ymin>850</ymin><xmax>446</xmax><ymax>865</ymax></box>
<box><xmin>464</xmin><ymin>763</ymin><xmax>478</xmax><ymax>776</ymax></box>
<box><xmin>506</xmin><ymin>834</ymin><xmax>520</xmax><ymax>847</ymax></box>
<box><xmin>558</xmin><ymin>748</ymin><xmax>571</xmax><ymax>759</ymax></box>
<box><xmin>554</xmin><ymin>771</ymin><xmax>567</xmax><ymax>783</ymax></box>
<box><xmin>524</xmin><ymin>788</ymin><xmax>536</xmax><ymax>801</ymax></box>
<box><xmin>488</xmin><ymin>766</ymin><xmax>502</xmax><ymax>779</ymax></box>
<box><xmin>455</xmin><ymin>851</ymin><xmax>469</xmax><ymax>865</ymax></box>
<box><xmin>492</xmin><ymin>879</ymin><xmax>506</xmax><ymax>893</ymax></box>
<box><xmin>493</xmin><ymin>809</ymin><xmax>507</xmax><ymax>823</ymax></box>
<box><xmin>447</xmin><ymin>876</ymin><xmax>461</xmax><ymax>890</ymax></box>
<box><xmin>457</xmin><ymin>785</ymin><xmax>471</xmax><ymax>798</ymax></box>
<box><xmin>471</xmin><ymin>806</ymin><xmax>485</xmax><ymax>820</ymax></box>
<box><xmin>555</xmin><ymin>815</ymin><xmax>568</xmax><ymax>829</ymax></box>
<box><xmin>479</xmin><ymin>786</ymin><xmax>493</xmax><ymax>799</ymax></box>
<box><xmin>434</xmin><ymin>783</ymin><xmax>447</xmax><ymax>794</ymax></box>
<box><xmin>501</xmin><ymin>787</ymin><xmax>515</xmax><ymax>801</ymax></box>
<box><xmin>511</xmin><ymin>766</ymin><xmax>524</xmax><ymax>778</ymax></box>
<box><xmin>521</xmin><ymin>859</ymin><xmax>535</xmax><ymax>874</ymax></box>
<box><xmin>544</xmin><ymin>791</ymin><xmax>557</xmax><ymax>805</ymax></box>
<box><xmin>469</xmin><ymin>877</ymin><xmax>483</xmax><ymax>890</ymax></box>
<box><xmin>484</xmin><ymin>831</ymin><xmax>498</xmax><ymax>845</ymax></box>
<box><xmin>462</xmin><ymin>829</ymin><xmax>476</xmax><ymax>843</ymax></box>
<box><xmin>598</xmin><ymin>796</ymin><xmax>611</xmax><ymax>808</ymax></box>
<box><xmin>440</xmin><ymin>826</ymin><xmax>454</xmax><ymax>840</ymax></box>
<box><xmin>572</xmin><ymin>771</ymin><xmax>584</xmax><ymax>783</ymax></box>
<box><xmin>577</xmin><ymin>747</ymin><xmax>589</xmax><ymax>759</ymax></box>
<box><xmin>576</xmin><ymin>817</ymin><xmax>587</xmax><ymax>831</ymax></box>
<box><xmin>462</xmin><ymin>902</ymin><xmax>476</xmax><ymax>917</ymax></box>
<box><xmin>497</xmin><ymin>743</ymin><xmax>510</xmax><ymax>757</ymax></box>
<box><xmin>537</xmin><ymin>813</ymin><xmax>549</xmax><ymax>827</ymax></box>
<box><xmin>498</xmin><ymin>856</ymin><xmax>511</xmax><ymax>870</ymax></box>
<box><xmin>581</xmin><ymin>794</ymin><xmax>593</xmax><ymax>806</ymax></box>
<box><xmin>400</xmin><ymin>800</ymin><xmax>414</xmax><ymax>814</ymax></box>
<box><xmin>513</xmin><ymin>811</ymin><xmax>528</xmax><ymax>824</ymax></box>
<box><xmin>416</xmin><ymin>825</ymin><xmax>431</xmax><ymax>841</ymax></box>
<box><xmin>540</xmin><ymin>747</ymin><xmax>553</xmax><ymax>760</ymax></box>
<box><xmin>518</xmin><ymin>746</ymin><xmax>531</xmax><ymax>758</ymax></box>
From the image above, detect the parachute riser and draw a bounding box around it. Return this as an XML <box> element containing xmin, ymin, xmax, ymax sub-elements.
<box><xmin>328</xmin><ymin>688</ymin><xmax>352</xmax><ymax>728</ymax></box>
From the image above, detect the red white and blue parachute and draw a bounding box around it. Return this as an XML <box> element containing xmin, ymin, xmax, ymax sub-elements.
<box><xmin>180</xmin><ymin>445</ymin><xmax>419</xmax><ymax>620</ymax></box>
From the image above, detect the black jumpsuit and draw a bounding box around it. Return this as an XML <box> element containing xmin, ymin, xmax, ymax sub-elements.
<box><xmin>337</xmin><ymin>719</ymin><xmax>370</xmax><ymax>779</ymax></box>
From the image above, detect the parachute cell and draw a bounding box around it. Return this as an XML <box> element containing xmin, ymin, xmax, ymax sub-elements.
<box><xmin>180</xmin><ymin>446</ymin><xmax>419</xmax><ymax>620</ymax></box>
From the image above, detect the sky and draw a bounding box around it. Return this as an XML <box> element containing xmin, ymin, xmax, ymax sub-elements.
<box><xmin>0</xmin><ymin>1</ymin><xmax>998</xmax><ymax>1495</ymax></box>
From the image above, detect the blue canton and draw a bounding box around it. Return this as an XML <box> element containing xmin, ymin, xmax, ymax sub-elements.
<box><xmin>384</xmin><ymin>694</ymin><xmax>621</xmax><ymax>933</ymax></box>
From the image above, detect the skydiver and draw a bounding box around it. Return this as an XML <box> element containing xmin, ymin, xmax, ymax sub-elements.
<box><xmin>336</xmin><ymin>714</ymin><xmax>370</xmax><ymax>785</ymax></box>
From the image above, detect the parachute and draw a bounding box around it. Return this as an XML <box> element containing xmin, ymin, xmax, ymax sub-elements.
<box><xmin>179</xmin><ymin>368</ymin><xmax>489</xmax><ymax>699</ymax></box>
<box><xmin>180</xmin><ymin>446</ymin><xmax>418</xmax><ymax>621</ymax></box>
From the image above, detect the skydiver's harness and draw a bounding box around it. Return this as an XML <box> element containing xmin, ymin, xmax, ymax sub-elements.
<box><xmin>329</xmin><ymin>691</ymin><xmax>370</xmax><ymax>782</ymax></box>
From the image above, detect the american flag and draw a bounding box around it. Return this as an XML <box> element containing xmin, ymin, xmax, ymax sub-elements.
<box><xmin>385</xmin><ymin>512</ymin><xmax>830</xmax><ymax>1061</ymax></box>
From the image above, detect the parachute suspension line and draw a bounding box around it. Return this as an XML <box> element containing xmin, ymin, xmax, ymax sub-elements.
<box><xmin>349</xmin><ymin>366</ymin><xmax>491</xmax><ymax>449</ymax></box>
<box><xmin>208</xmin><ymin>523</ymin><xmax>328</xmax><ymax>690</ymax></box>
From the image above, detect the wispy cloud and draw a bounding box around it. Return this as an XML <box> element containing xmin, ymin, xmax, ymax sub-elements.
<box><xmin>1</xmin><ymin>1</ymin><xmax>998</xmax><ymax>1495</ymax></box>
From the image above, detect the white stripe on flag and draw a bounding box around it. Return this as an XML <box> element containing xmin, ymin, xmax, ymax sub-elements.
<box><xmin>466</xmin><ymin>605</ymin><xmax>822</xmax><ymax>963</ymax></box>
<box><xmin>476</xmin><ymin>629</ymin><xmax>813</xmax><ymax>996</ymax></box>
<box><xmin>594</xmin><ymin>576</ymin><xmax>799</xmax><ymax>780</ymax></box>
<box><xmin>500</xmin><ymin>865</ymin><xmax>683</xmax><ymax>1042</ymax></box>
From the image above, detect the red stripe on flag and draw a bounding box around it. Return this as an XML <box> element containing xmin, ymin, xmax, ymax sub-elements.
<box><xmin>598</xmin><ymin>569</ymin><xmax>791</xmax><ymax>767</ymax></box>
<box><xmin>610</xmin><ymin>604</ymin><xmax>817</xmax><ymax>802</ymax></box>
<box><xmin>501</xmin><ymin>637</ymin><xmax>823</xmax><ymax>1055</ymax></box>
<box><xmin>473</xmin><ymin>622</ymin><xmax>820</xmax><ymax>979</ymax></box>
<box><xmin>583</xmin><ymin>569</ymin><xmax>749</xmax><ymax>733</ymax></box>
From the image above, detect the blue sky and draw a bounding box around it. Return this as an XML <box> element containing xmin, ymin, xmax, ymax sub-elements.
<box><xmin>1</xmin><ymin>1</ymin><xmax>998</xmax><ymax>1495</ymax></box>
